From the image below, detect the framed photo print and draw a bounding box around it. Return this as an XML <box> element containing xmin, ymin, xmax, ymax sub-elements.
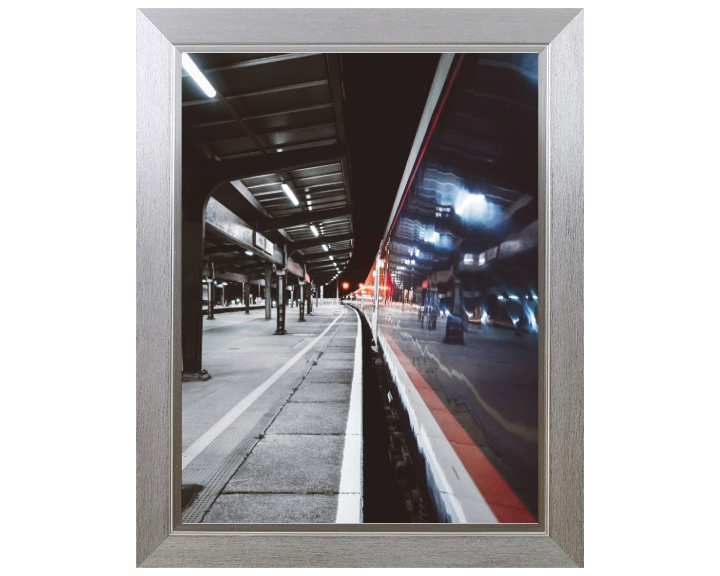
<box><xmin>137</xmin><ymin>8</ymin><xmax>583</xmax><ymax>568</ymax></box>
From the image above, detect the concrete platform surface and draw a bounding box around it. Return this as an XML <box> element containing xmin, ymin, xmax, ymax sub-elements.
<box><xmin>181</xmin><ymin>303</ymin><xmax>362</xmax><ymax>524</ymax></box>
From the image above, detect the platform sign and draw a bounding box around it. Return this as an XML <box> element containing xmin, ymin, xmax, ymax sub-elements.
<box><xmin>254</xmin><ymin>232</ymin><xmax>274</xmax><ymax>256</ymax></box>
<box><xmin>206</xmin><ymin>198</ymin><xmax>253</xmax><ymax>246</ymax></box>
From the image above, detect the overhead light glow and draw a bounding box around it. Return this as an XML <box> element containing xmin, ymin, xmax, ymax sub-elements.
<box><xmin>245</xmin><ymin>250</ymin><xmax>253</xmax><ymax>256</ymax></box>
<box><xmin>276</xmin><ymin>148</ymin><xmax>283</xmax><ymax>152</ymax></box>
<box><xmin>455</xmin><ymin>193</ymin><xmax>486</xmax><ymax>216</ymax></box>
<box><xmin>329</xmin><ymin>255</ymin><xmax>334</xmax><ymax>260</ymax></box>
<box><xmin>181</xmin><ymin>53</ymin><xmax>216</xmax><ymax>98</ymax></box>
<box><xmin>308</xmin><ymin>206</ymin><xmax>313</xmax><ymax>211</ymax></box>
<box><xmin>509</xmin><ymin>295</ymin><xmax>519</xmax><ymax>300</ymax></box>
<box><xmin>310</xmin><ymin>225</ymin><xmax>319</xmax><ymax>237</ymax></box>
<box><xmin>281</xmin><ymin>183</ymin><xmax>299</xmax><ymax>205</ymax></box>
<box><xmin>322</xmin><ymin>244</ymin><xmax>329</xmax><ymax>251</ymax></box>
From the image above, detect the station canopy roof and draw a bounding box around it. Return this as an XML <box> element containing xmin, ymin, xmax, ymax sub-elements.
<box><xmin>182</xmin><ymin>53</ymin><xmax>354</xmax><ymax>284</ymax></box>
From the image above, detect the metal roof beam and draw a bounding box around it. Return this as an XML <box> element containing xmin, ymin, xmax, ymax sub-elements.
<box><xmin>308</xmin><ymin>263</ymin><xmax>345</xmax><ymax>272</ymax></box>
<box><xmin>207</xmin><ymin>123</ymin><xmax>336</xmax><ymax>147</ymax></box>
<box><xmin>182</xmin><ymin>80</ymin><xmax>329</xmax><ymax>108</ymax></box>
<box><xmin>191</xmin><ymin>103</ymin><xmax>334</xmax><ymax>129</ymax></box>
<box><xmin>290</xmin><ymin>233</ymin><xmax>354</xmax><ymax>252</ymax></box>
<box><xmin>255</xmin><ymin>207</ymin><xmax>352</xmax><ymax>232</ymax></box>
<box><xmin>206</xmin><ymin>143</ymin><xmax>345</xmax><ymax>184</ymax></box>
<box><xmin>306</xmin><ymin>260</ymin><xmax>351</xmax><ymax>270</ymax></box>
<box><xmin>183</xmin><ymin>53</ymin><xmax>322</xmax><ymax>77</ymax></box>
<box><xmin>297</xmin><ymin>249</ymin><xmax>353</xmax><ymax>263</ymax></box>
<box><xmin>325</xmin><ymin>53</ymin><xmax>354</xmax><ymax>233</ymax></box>
<box><xmin>205</xmin><ymin>244</ymin><xmax>242</xmax><ymax>256</ymax></box>
<box><xmin>223</xmin><ymin>179</ymin><xmax>292</xmax><ymax>243</ymax></box>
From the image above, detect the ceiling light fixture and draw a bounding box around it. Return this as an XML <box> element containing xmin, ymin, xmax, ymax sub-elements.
<box><xmin>310</xmin><ymin>225</ymin><xmax>319</xmax><ymax>237</ymax></box>
<box><xmin>281</xmin><ymin>183</ymin><xmax>299</xmax><ymax>206</ymax></box>
<box><xmin>181</xmin><ymin>53</ymin><xmax>216</xmax><ymax>98</ymax></box>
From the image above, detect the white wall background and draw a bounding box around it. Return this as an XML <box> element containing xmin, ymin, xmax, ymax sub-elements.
<box><xmin>1</xmin><ymin>1</ymin><xmax>717</xmax><ymax>573</ymax></box>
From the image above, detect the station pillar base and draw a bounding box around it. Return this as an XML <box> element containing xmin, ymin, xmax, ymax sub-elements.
<box><xmin>182</xmin><ymin>369</ymin><xmax>212</xmax><ymax>382</ymax></box>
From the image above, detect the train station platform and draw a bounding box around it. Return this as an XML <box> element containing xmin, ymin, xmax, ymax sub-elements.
<box><xmin>181</xmin><ymin>303</ymin><xmax>362</xmax><ymax>524</ymax></box>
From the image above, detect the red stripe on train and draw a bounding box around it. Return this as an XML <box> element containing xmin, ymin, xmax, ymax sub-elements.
<box><xmin>383</xmin><ymin>333</ymin><xmax>536</xmax><ymax>523</ymax></box>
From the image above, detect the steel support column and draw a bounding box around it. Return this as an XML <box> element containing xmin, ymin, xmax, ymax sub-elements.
<box><xmin>307</xmin><ymin>283</ymin><xmax>313</xmax><ymax>316</ymax></box>
<box><xmin>306</xmin><ymin>265</ymin><xmax>313</xmax><ymax>316</ymax></box>
<box><xmin>207</xmin><ymin>278</ymin><xmax>215</xmax><ymax>320</ymax></box>
<box><xmin>275</xmin><ymin>271</ymin><xmax>287</xmax><ymax>335</ymax></box>
<box><xmin>181</xmin><ymin>213</ymin><xmax>209</xmax><ymax>379</ymax></box>
<box><xmin>265</xmin><ymin>264</ymin><xmax>272</xmax><ymax>320</ymax></box>
<box><xmin>298</xmin><ymin>278</ymin><xmax>305</xmax><ymax>322</ymax></box>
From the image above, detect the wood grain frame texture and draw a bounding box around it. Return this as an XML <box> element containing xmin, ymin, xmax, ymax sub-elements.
<box><xmin>136</xmin><ymin>8</ymin><xmax>583</xmax><ymax>568</ymax></box>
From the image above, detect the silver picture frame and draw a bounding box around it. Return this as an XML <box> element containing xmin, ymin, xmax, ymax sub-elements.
<box><xmin>137</xmin><ymin>8</ymin><xmax>583</xmax><ymax>567</ymax></box>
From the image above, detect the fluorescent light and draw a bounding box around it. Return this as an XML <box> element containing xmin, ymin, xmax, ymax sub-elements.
<box><xmin>276</xmin><ymin>148</ymin><xmax>283</xmax><ymax>152</ymax></box>
<box><xmin>310</xmin><ymin>225</ymin><xmax>319</xmax><ymax>237</ymax></box>
<box><xmin>308</xmin><ymin>206</ymin><xmax>313</xmax><ymax>211</ymax></box>
<box><xmin>245</xmin><ymin>250</ymin><xmax>253</xmax><ymax>256</ymax></box>
<box><xmin>322</xmin><ymin>244</ymin><xmax>329</xmax><ymax>251</ymax></box>
<box><xmin>329</xmin><ymin>256</ymin><xmax>334</xmax><ymax>260</ymax></box>
<box><xmin>181</xmin><ymin>53</ymin><xmax>216</xmax><ymax>98</ymax></box>
<box><xmin>281</xmin><ymin>183</ymin><xmax>299</xmax><ymax>205</ymax></box>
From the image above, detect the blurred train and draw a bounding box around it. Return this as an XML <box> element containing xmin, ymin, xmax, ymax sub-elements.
<box><xmin>349</xmin><ymin>53</ymin><xmax>540</xmax><ymax>523</ymax></box>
